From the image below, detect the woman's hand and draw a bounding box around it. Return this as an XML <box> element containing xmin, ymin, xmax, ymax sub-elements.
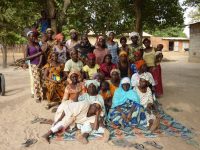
<box><xmin>121</xmin><ymin>113</ymin><xmax>127</xmax><ymax>121</ymax></box>
<box><xmin>126</xmin><ymin>112</ymin><xmax>132</xmax><ymax>122</ymax></box>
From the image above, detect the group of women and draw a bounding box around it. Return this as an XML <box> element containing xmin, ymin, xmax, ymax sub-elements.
<box><xmin>24</xmin><ymin>28</ymin><xmax>163</xmax><ymax>144</ymax></box>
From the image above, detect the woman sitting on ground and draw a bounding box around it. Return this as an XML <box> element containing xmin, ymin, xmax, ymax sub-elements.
<box><xmin>134</xmin><ymin>74</ymin><xmax>160</xmax><ymax>132</ymax></box>
<box><xmin>109</xmin><ymin>77</ymin><xmax>147</xmax><ymax>129</ymax></box>
<box><xmin>44</xmin><ymin>52</ymin><xmax>65</xmax><ymax>109</ymax></box>
<box><xmin>100</xmin><ymin>54</ymin><xmax>117</xmax><ymax>79</ymax></box>
<box><xmin>43</xmin><ymin>100</ymin><xmax>104</xmax><ymax>144</ymax></box>
<box><xmin>131</xmin><ymin>61</ymin><xmax>155</xmax><ymax>89</ymax></box>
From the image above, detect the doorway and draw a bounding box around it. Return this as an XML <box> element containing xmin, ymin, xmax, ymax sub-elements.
<box><xmin>169</xmin><ymin>41</ymin><xmax>174</xmax><ymax>51</ymax></box>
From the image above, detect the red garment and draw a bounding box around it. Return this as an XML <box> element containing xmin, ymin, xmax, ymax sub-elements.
<box><xmin>100</xmin><ymin>63</ymin><xmax>117</xmax><ymax>78</ymax></box>
<box><xmin>149</xmin><ymin>65</ymin><xmax>163</xmax><ymax>97</ymax></box>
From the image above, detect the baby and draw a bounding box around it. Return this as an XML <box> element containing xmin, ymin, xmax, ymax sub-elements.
<box><xmin>99</xmin><ymin>81</ymin><xmax>112</xmax><ymax>114</ymax></box>
<box><xmin>155</xmin><ymin>44</ymin><xmax>163</xmax><ymax>65</ymax></box>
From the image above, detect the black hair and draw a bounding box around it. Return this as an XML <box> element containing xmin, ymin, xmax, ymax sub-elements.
<box><xmin>120</xmin><ymin>36</ymin><xmax>127</xmax><ymax>43</ymax></box>
<box><xmin>143</xmin><ymin>38</ymin><xmax>150</xmax><ymax>44</ymax></box>
<box><xmin>100</xmin><ymin>80</ymin><xmax>110</xmax><ymax>89</ymax></box>
<box><xmin>103</xmin><ymin>54</ymin><xmax>112</xmax><ymax>63</ymax></box>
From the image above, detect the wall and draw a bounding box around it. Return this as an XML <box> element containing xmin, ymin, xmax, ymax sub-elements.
<box><xmin>150</xmin><ymin>37</ymin><xmax>169</xmax><ymax>51</ymax></box>
<box><xmin>189</xmin><ymin>22</ymin><xmax>200</xmax><ymax>63</ymax></box>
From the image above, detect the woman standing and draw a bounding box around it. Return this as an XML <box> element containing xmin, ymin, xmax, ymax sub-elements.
<box><xmin>142</xmin><ymin>38</ymin><xmax>161</xmax><ymax>97</ymax></box>
<box><xmin>119</xmin><ymin>36</ymin><xmax>130</xmax><ymax>54</ymax></box>
<box><xmin>93</xmin><ymin>36</ymin><xmax>109</xmax><ymax>65</ymax></box>
<box><xmin>106</xmin><ymin>31</ymin><xmax>119</xmax><ymax>64</ymax></box>
<box><xmin>25</xmin><ymin>31</ymin><xmax>43</xmax><ymax>102</ymax></box>
<box><xmin>129</xmin><ymin>32</ymin><xmax>143</xmax><ymax>63</ymax></box>
<box><xmin>53</xmin><ymin>33</ymin><xmax>67</xmax><ymax>64</ymax></box>
<box><xmin>118</xmin><ymin>51</ymin><xmax>130</xmax><ymax>78</ymax></box>
<box><xmin>109</xmin><ymin>77</ymin><xmax>147</xmax><ymax>128</ymax></box>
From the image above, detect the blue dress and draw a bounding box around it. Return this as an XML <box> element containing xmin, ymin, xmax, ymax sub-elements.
<box><xmin>107</xmin><ymin>42</ymin><xmax>119</xmax><ymax>64</ymax></box>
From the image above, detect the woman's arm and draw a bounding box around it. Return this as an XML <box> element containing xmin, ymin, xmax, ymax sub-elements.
<box><xmin>127</xmin><ymin>105</ymin><xmax>136</xmax><ymax>121</ymax></box>
<box><xmin>93</xmin><ymin>109</ymin><xmax>101</xmax><ymax>130</ymax></box>
<box><xmin>84</xmin><ymin>71</ymin><xmax>89</xmax><ymax>80</ymax></box>
<box><xmin>37</xmin><ymin>55</ymin><xmax>43</xmax><ymax>68</ymax></box>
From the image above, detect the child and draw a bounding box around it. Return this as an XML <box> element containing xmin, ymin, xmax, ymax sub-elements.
<box><xmin>64</xmin><ymin>49</ymin><xmax>83</xmax><ymax>78</ymax></box>
<box><xmin>130</xmin><ymin>51</ymin><xmax>142</xmax><ymax>75</ymax></box>
<box><xmin>155</xmin><ymin>44</ymin><xmax>163</xmax><ymax>65</ymax></box>
<box><xmin>154</xmin><ymin>44</ymin><xmax>164</xmax><ymax>97</ymax></box>
<box><xmin>83</xmin><ymin>53</ymin><xmax>100</xmax><ymax>79</ymax></box>
<box><xmin>99</xmin><ymin>81</ymin><xmax>112</xmax><ymax>114</ymax></box>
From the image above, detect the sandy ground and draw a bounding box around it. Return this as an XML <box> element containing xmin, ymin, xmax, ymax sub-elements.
<box><xmin>0</xmin><ymin>51</ymin><xmax>200</xmax><ymax>150</ymax></box>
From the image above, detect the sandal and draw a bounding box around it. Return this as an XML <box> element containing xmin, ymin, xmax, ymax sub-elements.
<box><xmin>132</xmin><ymin>143</ymin><xmax>146</xmax><ymax>150</ymax></box>
<box><xmin>40</xmin><ymin>119</ymin><xmax>53</xmax><ymax>125</ymax></box>
<box><xmin>144</xmin><ymin>141</ymin><xmax>163</xmax><ymax>149</ymax></box>
<box><xmin>22</xmin><ymin>138</ymin><xmax>37</xmax><ymax>147</ymax></box>
<box><xmin>31</xmin><ymin>117</ymin><xmax>47</xmax><ymax>124</ymax></box>
<box><xmin>51</xmin><ymin>107</ymin><xmax>58</xmax><ymax>113</ymax></box>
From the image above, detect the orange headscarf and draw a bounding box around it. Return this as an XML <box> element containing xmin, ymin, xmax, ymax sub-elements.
<box><xmin>55</xmin><ymin>33</ymin><xmax>64</xmax><ymax>42</ymax></box>
<box><xmin>135</xmin><ymin>60</ymin><xmax>145</xmax><ymax>70</ymax></box>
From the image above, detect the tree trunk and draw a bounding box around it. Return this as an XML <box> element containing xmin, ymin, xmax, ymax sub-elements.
<box><xmin>58</xmin><ymin>0</ymin><xmax>71</xmax><ymax>32</ymax></box>
<box><xmin>2</xmin><ymin>45</ymin><xmax>7</xmax><ymax>68</ymax></box>
<box><xmin>134</xmin><ymin>0</ymin><xmax>143</xmax><ymax>42</ymax></box>
<box><xmin>47</xmin><ymin>0</ymin><xmax>57</xmax><ymax>33</ymax></box>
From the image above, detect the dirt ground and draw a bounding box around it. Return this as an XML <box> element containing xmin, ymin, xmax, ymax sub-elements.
<box><xmin>0</xmin><ymin>51</ymin><xmax>200</xmax><ymax>150</ymax></box>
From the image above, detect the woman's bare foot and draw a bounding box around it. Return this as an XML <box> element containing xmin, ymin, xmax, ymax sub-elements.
<box><xmin>110</xmin><ymin>122</ymin><xmax>120</xmax><ymax>129</ymax></box>
<box><xmin>150</xmin><ymin>118</ymin><xmax>160</xmax><ymax>133</ymax></box>
<box><xmin>103</xmin><ymin>128</ymin><xmax>110</xmax><ymax>142</ymax></box>
<box><xmin>75</xmin><ymin>130</ymin><xmax>88</xmax><ymax>144</ymax></box>
<box><xmin>42</xmin><ymin>131</ymin><xmax>53</xmax><ymax>144</ymax></box>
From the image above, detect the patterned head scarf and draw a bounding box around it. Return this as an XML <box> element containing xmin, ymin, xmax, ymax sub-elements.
<box><xmin>106</xmin><ymin>31</ymin><xmax>115</xmax><ymax>37</ymax></box>
<box><xmin>46</xmin><ymin>28</ymin><xmax>54</xmax><ymax>34</ymax></box>
<box><xmin>69</xmin><ymin>29</ymin><xmax>78</xmax><ymax>34</ymax></box>
<box><xmin>110</xmin><ymin>69</ymin><xmax>121</xmax><ymax>77</ymax></box>
<box><xmin>135</xmin><ymin>60</ymin><xmax>145</xmax><ymax>70</ymax></box>
<box><xmin>85</xmin><ymin>80</ymin><xmax>100</xmax><ymax>89</ymax></box>
<box><xmin>119</xmin><ymin>51</ymin><xmax>128</xmax><ymax>57</ymax></box>
<box><xmin>129</xmin><ymin>32</ymin><xmax>140</xmax><ymax>39</ymax></box>
<box><xmin>27</xmin><ymin>31</ymin><xmax>33</xmax><ymax>37</ymax></box>
<box><xmin>67</xmin><ymin>70</ymin><xmax>81</xmax><ymax>84</ymax></box>
<box><xmin>139</xmin><ymin>72</ymin><xmax>150</xmax><ymax>82</ymax></box>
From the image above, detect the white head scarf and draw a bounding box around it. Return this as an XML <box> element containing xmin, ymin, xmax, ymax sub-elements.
<box><xmin>27</xmin><ymin>31</ymin><xmax>33</xmax><ymax>37</ymax></box>
<box><xmin>106</xmin><ymin>31</ymin><xmax>115</xmax><ymax>37</ymax></box>
<box><xmin>139</xmin><ymin>73</ymin><xmax>150</xmax><ymax>82</ymax></box>
<box><xmin>121</xmin><ymin>77</ymin><xmax>131</xmax><ymax>85</ymax></box>
<box><xmin>85</xmin><ymin>80</ymin><xmax>100</xmax><ymax>89</ymax></box>
<box><xmin>129</xmin><ymin>32</ymin><xmax>140</xmax><ymax>39</ymax></box>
